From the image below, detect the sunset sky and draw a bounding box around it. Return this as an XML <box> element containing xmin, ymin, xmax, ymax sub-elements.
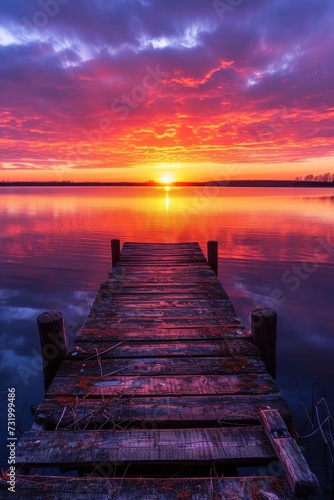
<box><xmin>0</xmin><ymin>0</ymin><xmax>334</xmax><ymax>182</ymax></box>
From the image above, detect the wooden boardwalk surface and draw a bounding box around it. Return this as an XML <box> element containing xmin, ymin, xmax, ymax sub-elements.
<box><xmin>1</xmin><ymin>242</ymin><xmax>318</xmax><ymax>498</ymax></box>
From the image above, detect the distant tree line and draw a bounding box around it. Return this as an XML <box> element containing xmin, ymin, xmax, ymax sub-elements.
<box><xmin>295</xmin><ymin>172</ymin><xmax>334</xmax><ymax>182</ymax></box>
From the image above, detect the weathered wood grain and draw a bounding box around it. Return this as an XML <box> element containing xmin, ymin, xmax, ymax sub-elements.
<box><xmin>76</xmin><ymin>322</ymin><xmax>249</xmax><ymax>342</ymax></box>
<box><xmin>0</xmin><ymin>476</ymin><xmax>296</xmax><ymax>500</ymax></box>
<box><xmin>47</xmin><ymin>373</ymin><xmax>278</xmax><ymax>397</ymax></box>
<box><xmin>14</xmin><ymin>427</ymin><xmax>276</xmax><ymax>466</ymax></box>
<box><xmin>35</xmin><ymin>394</ymin><xmax>291</xmax><ymax>428</ymax></box>
<box><xmin>76</xmin><ymin>325</ymin><xmax>245</xmax><ymax>341</ymax></box>
<box><xmin>96</xmin><ymin>299</ymin><xmax>232</xmax><ymax>310</ymax></box>
<box><xmin>103</xmin><ymin>291</ymin><xmax>230</xmax><ymax>299</ymax></box>
<box><xmin>116</xmin><ymin>263</ymin><xmax>213</xmax><ymax>269</ymax></box>
<box><xmin>87</xmin><ymin>310</ymin><xmax>239</xmax><ymax>321</ymax></box>
<box><xmin>57</xmin><ymin>356</ymin><xmax>266</xmax><ymax>377</ymax></box>
<box><xmin>260</xmin><ymin>409</ymin><xmax>319</xmax><ymax>496</ymax></box>
<box><xmin>84</xmin><ymin>318</ymin><xmax>242</xmax><ymax>329</ymax></box>
<box><xmin>119</xmin><ymin>257</ymin><xmax>207</xmax><ymax>263</ymax></box>
<box><xmin>69</xmin><ymin>338</ymin><xmax>255</xmax><ymax>358</ymax></box>
<box><xmin>107</xmin><ymin>285</ymin><xmax>225</xmax><ymax>295</ymax></box>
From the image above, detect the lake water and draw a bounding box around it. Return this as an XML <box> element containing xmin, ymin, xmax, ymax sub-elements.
<box><xmin>1</xmin><ymin>186</ymin><xmax>334</xmax><ymax>494</ymax></box>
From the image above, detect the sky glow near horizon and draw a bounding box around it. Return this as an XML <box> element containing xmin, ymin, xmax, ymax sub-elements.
<box><xmin>0</xmin><ymin>0</ymin><xmax>334</xmax><ymax>182</ymax></box>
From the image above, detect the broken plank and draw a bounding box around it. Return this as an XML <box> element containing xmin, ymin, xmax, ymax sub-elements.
<box><xmin>260</xmin><ymin>409</ymin><xmax>319</xmax><ymax>496</ymax></box>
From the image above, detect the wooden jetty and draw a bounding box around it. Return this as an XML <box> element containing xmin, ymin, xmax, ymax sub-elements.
<box><xmin>1</xmin><ymin>241</ymin><xmax>319</xmax><ymax>498</ymax></box>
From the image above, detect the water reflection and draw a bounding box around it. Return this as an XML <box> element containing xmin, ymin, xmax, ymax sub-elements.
<box><xmin>165</xmin><ymin>186</ymin><xmax>170</xmax><ymax>211</ymax></box>
<box><xmin>0</xmin><ymin>186</ymin><xmax>333</xmax><ymax>491</ymax></box>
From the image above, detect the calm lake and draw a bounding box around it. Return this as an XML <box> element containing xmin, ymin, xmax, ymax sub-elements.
<box><xmin>1</xmin><ymin>186</ymin><xmax>334</xmax><ymax>493</ymax></box>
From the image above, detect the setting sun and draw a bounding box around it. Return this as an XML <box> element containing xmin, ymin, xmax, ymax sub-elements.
<box><xmin>160</xmin><ymin>174</ymin><xmax>174</xmax><ymax>185</ymax></box>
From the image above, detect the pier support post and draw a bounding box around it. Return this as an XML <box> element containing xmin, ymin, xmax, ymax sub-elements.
<box><xmin>111</xmin><ymin>239</ymin><xmax>121</xmax><ymax>267</ymax></box>
<box><xmin>37</xmin><ymin>311</ymin><xmax>67</xmax><ymax>392</ymax></box>
<box><xmin>207</xmin><ymin>240</ymin><xmax>218</xmax><ymax>275</ymax></box>
<box><xmin>251</xmin><ymin>306</ymin><xmax>277</xmax><ymax>379</ymax></box>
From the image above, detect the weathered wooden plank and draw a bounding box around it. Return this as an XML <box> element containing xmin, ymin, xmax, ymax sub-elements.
<box><xmin>70</xmin><ymin>338</ymin><xmax>254</xmax><ymax>358</ymax></box>
<box><xmin>103</xmin><ymin>280</ymin><xmax>222</xmax><ymax>288</ymax></box>
<box><xmin>90</xmin><ymin>300</ymin><xmax>237</xmax><ymax>311</ymax></box>
<box><xmin>99</xmin><ymin>299</ymin><xmax>231</xmax><ymax>309</ymax></box>
<box><xmin>89</xmin><ymin>302</ymin><xmax>238</xmax><ymax>320</ymax></box>
<box><xmin>110</xmin><ymin>271</ymin><xmax>216</xmax><ymax>279</ymax></box>
<box><xmin>125</xmin><ymin>249</ymin><xmax>203</xmax><ymax>253</ymax></box>
<box><xmin>122</xmin><ymin>258</ymin><xmax>208</xmax><ymax>264</ymax></box>
<box><xmin>118</xmin><ymin>249</ymin><xmax>203</xmax><ymax>256</ymax></box>
<box><xmin>57</xmin><ymin>356</ymin><xmax>265</xmax><ymax>377</ymax></box>
<box><xmin>120</xmin><ymin>246</ymin><xmax>204</xmax><ymax>251</ymax></box>
<box><xmin>82</xmin><ymin>318</ymin><xmax>242</xmax><ymax>329</ymax></box>
<box><xmin>133</xmin><ymin>253</ymin><xmax>205</xmax><ymax>258</ymax></box>
<box><xmin>75</xmin><ymin>326</ymin><xmax>248</xmax><ymax>341</ymax></box>
<box><xmin>260</xmin><ymin>409</ymin><xmax>319</xmax><ymax>496</ymax></box>
<box><xmin>108</xmin><ymin>275</ymin><xmax>220</xmax><ymax>283</ymax></box>
<box><xmin>108</xmin><ymin>291</ymin><xmax>227</xmax><ymax>300</ymax></box>
<box><xmin>114</xmin><ymin>261</ymin><xmax>210</xmax><ymax>267</ymax></box>
<box><xmin>35</xmin><ymin>394</ymin><xmax>291</xmax><ymax>428</ymax></box>
<box><xmin>109</xmin><ymin>294</ymin><xmax>228</xmax><ymax>303</ymax></box>
<box><xmin>110</xmin><ymin>268</ymin><xmax>213</xmax><ymax>275</ymax></box>
<box><xmin>100</xmin><ymin>296</ymin><xmax>230</xmax><ymax>306</ymax></box>
<box><xmin>105</xmin><ymin>272</ymin><xmax>220</xmax><ymax>281</ymax></box>
<box><xmin>110</xmin><ymin>266</ymin><xmax>216</xmax><ymax>274</ymax></box>
<box><xmin>108</xmin><ymin>269</ymin><xmax>219</xmax><ymax>277</ymax></box>
<box><xmin>123</xmin><ymin>242</ymin><xmax>200</xmax><ymax>247</ymax></box>
<box><xmin>117</xmin><ymin>263</ymin><xmax>211</xmax><ymax>268</ymax></box>
<box><xmin>107</xmin><ymin>285</ymin><xmax>225</xmax><ymax>294</ymax></box>
<box><xmin>81</xmin><ymin>323</ymin><xmax>243</xmax><ymax>333</ymax></box>
<box><xmin>120</xmin><ymin>254</ymin><xmax>207</xmax><ymax>261</ymax></box>
<box><xmin>119</xmin><ymin>254</ymin><xmax>206</xmax><ymax>261</ymax></box>
<box><xmin>0</xmin><ymin>476</ymin><xmax>296</xmax><ymax>500</ymax></box>
<box><xmin>47</xmin><ymin>373</ymin><xmax>278</xmax><ymax>397</ymax></box>
<box><xmin>122</xmin><ymin>242</ymin><xmax>201</xmax><ymax>250</ymax></box>
<box><xmin>85</xmin><ymin>308</ymin><xmax>240</xmax><ymax>320</ymax></box>
<box><xmin>121</xmin><ymin>244</ymin><xmax>202</xmax><ymax>250</ymax></box>
<box><xmin>120</xmin><ymin>254</ymin><xmax>207</xmax><ymax>260</ymax></box>
<box><xmin>107</xmin><ymin>281</ymin><xmax>223</xmax><ymax>288</ymax></box>
<box><xmin>225</xmin><ymin>338</ymin><xmax>260</xmax><ymax>356</ymax></box>
<box><xmin>109</xmin><ymin>278</ymin><xmax>221</xmax><ymax>287</ymax></box>
<box><xmin>118</xmin><ymin>252</ymin><xmax>205</xmax><ymax>257</ymax></box>
<box><xmin>14</xmin><ymin>427</ymin><xmax>276</xmax><ymax>466</ymax></box>
<box><xmin>88</xmin><ymin>308</ymin><xmax>239</xmax><ymax>319</ymax></box>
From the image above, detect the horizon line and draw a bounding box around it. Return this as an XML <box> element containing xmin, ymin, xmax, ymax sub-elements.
<box><xmin>1</xmin><ymin>180</ymin><xmax>334</xmax><ymax>186</ymax></box>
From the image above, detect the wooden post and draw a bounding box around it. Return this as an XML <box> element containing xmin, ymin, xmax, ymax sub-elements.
<box><xmin>111</xmin><ymin>239</ymin><xmax>121</xmax><ymax>267</ymax></box>
<box><xmin>207</xmin><ymin>240</ymin><xmax>218</xmax><ymax>275</ymax></box>
<box><xmin>251</xmin><ymin>306</ymin><xmax>277</xmax><ymax>379</ymax></box>
<box><xmin>37</xmin><ymin>311</ymin><xmax>67</xmax><ymax>392</ymax></box>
